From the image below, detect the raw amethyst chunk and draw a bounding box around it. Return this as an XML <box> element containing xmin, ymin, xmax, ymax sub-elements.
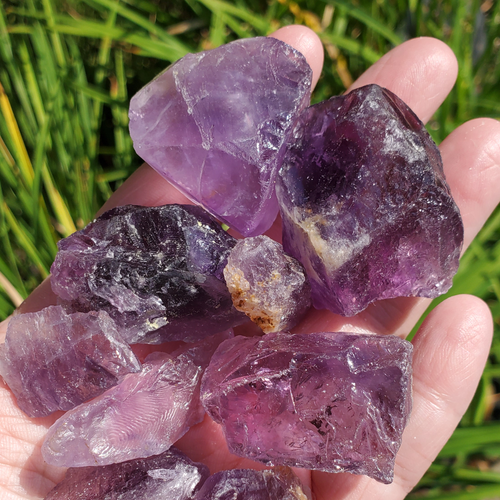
<box><xmin>129</xmin><ymin>37</ymin><xmax>312</xmax><ymax>236</ymax></box>
<box><xmin>42</xmin><ymin>330</ymin><xmax>231</xmax><ymax>467</ymax></box>
<box><xmin>44</xmin><ymin>447</ymin><xmax>209</xmax><ymax>499</ymax></box>
<box><xmin>201</xmin><ymin>331</ymin><xmax>413</xmax><ymax>484</ymax></box>
<box><xmin>276</xmin><ymin>84</ymin><xmax>464</xmax><ymax>316</ymax></box>
<box><xmin>223</xmin><ymin>236</ymin><xmax>311</xmax><ymax>332</ymax></box>
<box><xmin>50</xmin><ymin>204</ymin><xmax>247</xmax><ymax>344</ymax></box>
<box><xmin>193</xmin><ymin>467</ymin><xmax>311</xmax><ymax>500</ymax></box>
<box><xmin>0</xmin><ymin>306</ymin><xmax>140</xmax><ymax>418</ymax></box>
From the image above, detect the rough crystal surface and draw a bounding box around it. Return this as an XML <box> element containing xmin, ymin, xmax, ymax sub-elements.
<box><xmin>44</xmin><ymin>447</ymin><xmax>209</xmax><ymax>499</ymax></box>
<box><xmin>0</xmin><ymin>305</ymin><xmax>140</xmax><ymax>418</ymax></box>
<box><xmin>129</xmin><ymin>37</ymin><xmax>312</xmax><ymax>236</ymax></box>
<box><xmin>276</xmin><ymin>84</ymin><xmax>464</xmax><ymax>316</ymax></box>
<box><xmin>50</xmin><ymin>204</ymin><xmax>247</xmax><ymax>344</ymax></box>
<box><xmin>224</xmin><ymin>236</ymin><xmax>311</xmax><ymax>332</ymax></box>
<box><xmin>42</xmin><ymin>331</ymin><xmax>231</xmax><ymax>466</ymax></box>
<box><xmin>201</xmin><ymin>331</ymin><xmax>413</xmax><ymax>484</ymax></box>
<box><xmin>193</xmin><ymin>467</ymin><xmax>311</xmax><ymax>500</ymax></box>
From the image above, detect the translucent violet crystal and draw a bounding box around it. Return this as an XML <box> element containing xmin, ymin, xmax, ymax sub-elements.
<box><xmin>44</xmin><ymin>446</ymin><xmax>210</xmax><ymax>500</ymax></box>
<box><xmin>201</xmin><ymin>331</ymin><xmax>413</xmax><ymax>484</ymax></box>
<box><xmin>50</xmin><ymin>204</ymin><xmax>247</xmax><ymax>344</ymax></box>
<box><xmin>193</xmin><ymin>467</ymin><xmax>311</xmax><ymax>500</ymax></box>
<box><xmin>223</xmin><ymin>235</ymin><xmax>311</xmax><ymax>333</ymax></box>
<box><xmin>42</xmin><ymin>330</ymin><xmax>232</xmax><ymax>467</ymax></box>
<box><xmin>276</xmin><ymin>84</ymin><xmax>464</xmax><ymax>316</ymax></box>
<box><xmin>0</xmin><ymin>305</ymin><xmax>140</xmax><ymax>418</ymax></box>
<box><xmin>128</xmin><ymin>37</ymin><xmax>312</xmax><ymax>237</ymax></box>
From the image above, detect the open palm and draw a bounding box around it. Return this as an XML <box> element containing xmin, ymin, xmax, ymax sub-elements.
<box><xmin>1</xmin><ymin>25</ymin><xmax>500</xmax><ymax>500</ymax></box>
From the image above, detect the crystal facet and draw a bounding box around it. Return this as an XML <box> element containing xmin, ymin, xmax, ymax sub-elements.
<box><xmin>201</xmin><ymin>331</ymin><xmax>413</xmax><ymax>484</ymax></box>
<box><xmin>44</xmin><ymin>447</ymin><xmax>210</xmax><ymax>500</ymax></box>
<box><xmin>50</xmin><ymin>204</ymin><xmax>247</xmax><ymax>344</ymax></box>
<box><xmin>42</xmin><ymin>331</ymin><xmax>231</xmax><ymax>466</ymax></box>
<box><xmin>223</xmin><ymin>236</ymin><xmax>311</xmax><ymax>332</ymax></box>
<box><xmin>193</xmin><ymin>467</ymin><xmax>311</xmax><ymax>500</ymax></box>
<box><xmin>276</xmin><ymin>84</ymin><xmax>464</xmax><ymax>316</ymax></box>
<box><xmin>129</xmin><ymin>37</ymin><xmax>312</xmax><ymax>236</ymax></box>
<box><xmin>0</xmin><ymin>306</ymin><xmax>140</xmax><ymax>418</ymax></box>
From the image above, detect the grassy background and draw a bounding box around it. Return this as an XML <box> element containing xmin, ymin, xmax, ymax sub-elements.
<box><xmin>0</xmin><ymin>0</ymin><xmax>499</xmax><ymax>497</ymax></box>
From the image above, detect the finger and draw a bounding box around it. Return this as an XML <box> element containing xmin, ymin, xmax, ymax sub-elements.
<box><xmin>349</xmin><ymin>37</ymin><xmax>458</xmax><ymax>124</ymax></box>
<box><xmin>311</xmin><ymin>294</ymin><xmax>493</xmax><ymax>500</ymax></box>
<box><xmin>270</xmin><ymin>25</ymin><xmax>324</xmax><ymax>90</ymax></box>
<box><xmin>441</xmin><ymin>117</ymin><xmax>500</xmax><ymax>249</ymax></box>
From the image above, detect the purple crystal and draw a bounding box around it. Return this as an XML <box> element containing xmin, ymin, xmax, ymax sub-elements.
<box><xmin>0</xmin><ymin>305</ymin><xmax>140</xmax><ymax>418</ymax></box>
<box><xmin>223</xmin><ymin>236</ymin><xmax>311</xmax><ymax>332</ymax></box>
<box><xmin>50</xmin><ymin>204</ymin><xmax>247</xmax><ymax>344</ymax></box>
<box><xmin>42</xmin><ymin>331</ymin><xmax>231</xmax><ymax>466</ymax></box>
<box><xmin>129</xmin><ymin>37</ymin><xmax>312</xmax><ymax>236</ymax></box>
<box><xmin>201</xmin><ymin>331</ymin><xmax>413</xmax><ymax>484</ymax></box>
<box><xmin>44</xmin><ymin>447</ymin><xmax>210</xmax><ymax>499</ymax></box>
<box><xmin>276</xmin><ymin>84</ymin><xmax>464</xmax><ymax>316</ymax></box>
<box><xmin>193</xmin><ymin>467</ymin><xmax>311</xmax><ymax>500</ymax></box>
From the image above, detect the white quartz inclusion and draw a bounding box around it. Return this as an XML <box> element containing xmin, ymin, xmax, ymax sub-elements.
<box><xmin>223</xmin><ymin>235</ymin><xmax>311</xmax><ymax>333</ymax></box>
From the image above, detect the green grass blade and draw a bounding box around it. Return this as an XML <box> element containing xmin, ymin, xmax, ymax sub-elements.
<box><xmin>82</xmin><ymin>0</ymin><xmax>192</xmax><ymax>56</ymax></box>
<box><xmin>197</xmin><ymin>0</ymin><xmax>271</xmax><ymax>34</ymax></box>
<box><xmin>327</xmin><ymin>0</ymin><xmax>402</xmax><ymax>46</ymax></box>
<box><xmin>2</xmin><ymin>202</ymin><xmax>49</xmax><ymax>278</ymax></box>
<box><xmin>0</xmin><ymin>270</ymin><xmax>24</xmax><ymax>307</ymax></box>
<box><xmin>320</xmin><ymin>32</ymin><xmax>381</xmax><ymax>64</ymax></box>
<box><xmin>410</xmin><ymin>484</ymin><xmax>500</xmax><ymax>499</ymax></box>
<box><xmin>438</xmin><ymin>423</ymin><xmax>500</xmax><ymax>458</ymax></box>
<box><xmin>0</xmin><ymin>82</ymin><xmax>34</xmax><ymax>187</ymax></box>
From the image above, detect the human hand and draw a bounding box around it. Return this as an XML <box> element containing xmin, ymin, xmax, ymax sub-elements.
<box><xmin>1</xmin><ymin>25</ymin><xmax>500</xmax><ymax>500</ymax></box>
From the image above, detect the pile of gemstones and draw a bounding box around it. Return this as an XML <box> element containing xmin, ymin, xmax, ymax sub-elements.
<box><xmin>0</xmin><ymin>36</ymin><xmax>463</xmax><ymax>499</ymax></box>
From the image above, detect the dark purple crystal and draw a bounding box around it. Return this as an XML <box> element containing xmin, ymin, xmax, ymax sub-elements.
<box><xmin>44</xmin><ymin>447</ymin><xmax>209</xmax><ymax>499</ymax></box>
<box><xmin>50</xmin><ymin>204</ymin><xmax>247</xmax><ymax>344</ymax></box>
<box><xmin>276</xmin><ymin>84</ymin><xmax>464</xmax><ymax>316</ymax></box>
<box><xmin>223</xmin><ymin>236</ymin><xmax>311</xmax><ymax>332</ymax></box>
<box><xmin>0</xmin><ymin>306</ymin><xmax>140</xmax><ymax>418</ymax></box>
<box><xmin>129</xmin><ymin>37</ymin><xmax>312</xmax><ymax>236</ymax></box>
<box><xmin>193</xmin><ymin>467</ymin><xmax>311</xmax><ymax>500</ymax></box>
<box><xmin>201</xmin><ymin>331</ymin><xmax>413</xmax><ymax>484</ymax></box>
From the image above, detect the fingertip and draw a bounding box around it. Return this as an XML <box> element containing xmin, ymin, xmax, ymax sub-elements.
<box><xmin>382</xmin><ymin>295</ymin><xmax>493</xmax><ymax>494</ymax></box>
<box><xmin>416</xmin><ymin>293</ymin><xmax>493</xmax><ymax>348</ymax></box>
<box><xmin>350</xmin><ymin>36</ymin><xmax>458</xmax><ymax>123</ymax></box>
<box><xmin>270</xmin><ymin>25</ymin><xmax>324</xmax><ymax>90</ymax></box>
<box><xmin>413</xmin><ymin>294</ymin><xmax>493</xmax><ymax>397</ymax></box>
<box><xmin>440</xmin><ymin>117</ymin><xmax>500</xmax><ymax>249</ymax></box>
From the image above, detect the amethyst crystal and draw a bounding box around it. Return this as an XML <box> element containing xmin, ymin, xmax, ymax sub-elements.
<box><xmin>201</xmin><ymin>331</ymin><xmax>413</xmax><ymax>484</ymax></box>
<box><xmin>129</xmin><ymin>37</ymin><xmax>312</xmax><ymax>236</ymax></box>
<box><xmin>193</xmin><ymin>467</ymin><xmax>311</xmax><ymax>500</ymax></box>
<box><xmin>0</xmin><ymin>306</ymin><xmax>140</xmax><ymax>418</ymax></box>
<box><xmin>44</xmin><ymin>447</ymin><xmax>210</xmax><ymax>499</ymax></box>
<box><xmin>50</xmin><ymin>204</ymin><xmax>247</xmax><ymax>344</ymax></box>
<box><xmin>276</xmin><ymin>84</ymin><xmax>464</xmax><ymax>316</ymax></box>
<box><xmin>223</xmin><ymin>236</ymin><xmax>311</xmax><ymax>332</ymax></box>
<box><xmin>42</xmin><ymin>331</ymin><xmax>231</xmax><ymax>467</ymax></box>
